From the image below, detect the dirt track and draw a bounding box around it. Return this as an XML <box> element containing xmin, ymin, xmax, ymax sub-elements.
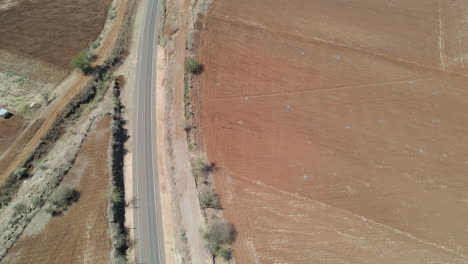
<box><xmin>4</xmin><ymin>116</ymin><xmax>112</xmax><ymax>264</ymax></box>
<box><xmin>0</xmin><ymin>0</ymin><xmax>128</xmax><ymax>184</ymax></box>
<box><xmin>199</xmin><ymin>0</ymin><xmax>468</xmax><ymax>263</ymax></box>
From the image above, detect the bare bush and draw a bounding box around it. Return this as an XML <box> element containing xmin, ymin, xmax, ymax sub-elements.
<box><xmin>45</xmin><ymin>184</ymin><xmax>80</xmax><ymax>216</ymax></box>
<box><xmin>203</xmin><ymin>221</ymin><xmax>234</xmax><ymax>254</ymax></box>
<box><xmin>199</xmin><ymin>188</ymin><xmax>221</xmax><ymax>209</ymax></box>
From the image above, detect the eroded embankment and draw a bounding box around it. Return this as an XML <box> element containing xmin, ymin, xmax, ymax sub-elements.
<box><xmin>198</xmin><ymin>0</ymin><xmax>468</xmax><ymax>263</ymax></box>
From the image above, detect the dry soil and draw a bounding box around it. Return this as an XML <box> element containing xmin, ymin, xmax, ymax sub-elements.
<box><xmin>199</xmin><ymin>0</ymin><xmax>468</xmax><ymax>263</ymax></box>
<box><xmin>4</xmin><ymin>115</ymin><xmax>112</xmax><ymax>264</ymax></box>
<box><xmin>0</xmin><ymin>115</ymin><xmax>26</xmax><ymax>154</ymax></box>
<box><xmin>0</xmin><ymin>0</ymin><xmax>111</xmax><ymax>69</ymax></box>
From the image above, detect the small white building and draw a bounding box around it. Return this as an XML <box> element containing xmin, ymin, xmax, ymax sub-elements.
<box><xmin>0</xmin><ymin>108</ymin><xmax>9</xmax><ymax>119</ymax></box>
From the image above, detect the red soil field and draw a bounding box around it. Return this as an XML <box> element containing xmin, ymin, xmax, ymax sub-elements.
<box><xmin>4</xmin><ymin>116</ymin><xmax>112</xmax><ymax>264</ymax></box>
<box><xmin>0</xmin><ymin>0</ymin><xmax>111</xmax><ymax>69</ymax></box>
<box><xmin>0</xmin><ymin>115</ymin><xmax>26</xmax><ymax>154</ymax></box>
<box><xmin>199</xmin><ymin>0</ymin><xmax>468</xmax><ymax>263</ymax></box>
<box><xmin>0</xmin><ymin>118</ymin><xmax>44</xmax><ymax>174</ymax></box>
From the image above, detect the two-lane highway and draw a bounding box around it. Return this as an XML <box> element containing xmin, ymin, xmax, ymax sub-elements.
<box><xmin>133</xmin><ymin>0</ymin><xmax>164</xmax><ymax>263</ymax></box>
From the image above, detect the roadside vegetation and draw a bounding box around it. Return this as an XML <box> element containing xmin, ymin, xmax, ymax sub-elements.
<box><xmin>199</xmin><ymin>188</ymin><xmax>221</xmax><ymax>209</ymax></box>
<box><xmin>184</xmin><ymin>57</ymin><xmax>203</xmax><ymax>74</ymax></box>
<box><xmin>109</xmin><ymin>76</ymin><xmax>130</xmax><ymax>263</ymax></box>
<box><xmin>203</xmin><ymin>221</ymin><xmax>234</xmax><ymax>261</ymax></box>
<box><xmin>183</xmin><ymin>21</ymin><xmax>235</xmax><ymax>262</ymax></box>
<box><xmin>0</xmin><ymin>168</ymin><xmax>29</xmax><ymax>210</ymax></box>
<box><xmin>192</xmin><ymin>155</ymin><xmax>213</xmax><ymax>184</ymax></box>
<box><xmin>44</xmin><ymin>184</ymin><xmax>80</xmax><ymax>216</ymax></box>
<box><xmin>70</xmin><ymin>50</ymin><xmax>92</xmax><ymax>71</ymax></box>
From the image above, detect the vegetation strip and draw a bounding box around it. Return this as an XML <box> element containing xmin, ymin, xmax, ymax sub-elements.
<box><xmin>108</xmin><ymin>76</ymin><xmax>130</xmax><ymax>263</ymax></box>
<box><xmin>183</xmin><ymin>1</ymin><xmax>235</xmax><ymax>261</ymax></box>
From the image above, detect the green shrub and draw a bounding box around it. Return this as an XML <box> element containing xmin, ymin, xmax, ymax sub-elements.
<box><xmin>70</xmin><ymin>51</ymin><xmax>91</xmax><ymax>70</ymax></box>
<box><xmin>184</xmin><ymin>57</ymin><xmax>203</xmax><ymax>74</ymax></box>
<box><xmin>10</xmin><ymin>168</ymin><xmax>29</xmax><ymax>182</ymax></box>
<box><xmin>90</xmin><ymin>41</ymin><xmax>100</xmax><ymax>49</ymax></box>
<box><xmin>46</xmin><ymin>184</ymin><xmax>80</xmax><ymax>216</ymax></box>
<box><xmin>199</xmin><ymin>189</ymin><xmax>221</xmax><ymax>209</ymax></box>
<box><xmin>13</xmin><ymin>203</ymin><xmax>28</xmax><ymax>217</ymax></box>
<box><xmin>109</xmin><ymin>185</ymin><xmax>124</xmax><ymax>203</ymax></box>
<box><xmin>216</xmin><ymin>247</ymin><xmax>232</xmax><ymax>260</ymax></box>
<box><xmin>192</xmin><ymin>155</ymin><xmax>211</xmax><ymax>178</ymax></box>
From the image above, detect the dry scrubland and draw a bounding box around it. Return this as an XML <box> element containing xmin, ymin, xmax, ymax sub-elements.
<box><xmin>3</xmin><ymin>116</ymin><xmax>112</xmax><ymax>264</ymax></box>
<box><xmin>0</xmin><ymin>0</ymin><xmax>111</xmax><ymax>177</ymax></box>
<box><xmin>199</xmin><ymin>0</ymin><xmax>468</xmax><ymax>263</ymax></box>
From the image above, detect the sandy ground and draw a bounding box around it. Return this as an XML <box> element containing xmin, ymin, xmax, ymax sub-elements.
<box><xmin>155</xmin><ymin>45</ymin><xmax>177</xmax><ymax>264</ymax></box>
<box><xmin>3</xmin><ymin>115</ymin><xmax>112</xmax><ymax>264</ymax></box>
<box><xmin>124</xmin><ymin>153</ymin><xmax>136</xmax><ymax>263</ymax></box>
<box><xmin>0</xmin><ymin>0</ymin><xmax>129</xmax><ymax>184</ymax></box>
<box><xmin>199</xmin><ymin>0</ymin><xmax>468</xmax><ymax>263</ymax></box>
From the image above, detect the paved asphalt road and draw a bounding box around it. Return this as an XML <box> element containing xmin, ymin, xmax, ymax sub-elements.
<box><xmin>134</xmin><ymin>0</ymin><xmax>164</xmax><ymax>263</ymax></box>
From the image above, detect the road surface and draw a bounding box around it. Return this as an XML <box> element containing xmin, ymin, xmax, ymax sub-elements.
<box><xmin>133</xmin><ymin>0</ymin><xmax>164</xmax><ymax>263</ymax></box>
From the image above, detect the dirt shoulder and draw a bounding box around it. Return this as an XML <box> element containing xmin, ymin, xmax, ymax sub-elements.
<box><xmin>157</xmin><ymin>0</ymin><xmax>219</xmax><ymax>263</ymax></box>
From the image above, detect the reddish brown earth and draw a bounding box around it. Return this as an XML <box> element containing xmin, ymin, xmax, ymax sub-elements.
<box><xmin>0</xmin><ymin>0</ymin><xmax>111</xmax><ymax>69</ymax></box>
<box><xmin>199</xmin><ymin>0</ymin><xmax>468</xmax><ymax>263</ymax></box>
<box><xmin>4</xmin><ymin>116</ymin><xmax>112</xmax><ymax>264</ymax></box>
<box><xmin>0</xmin><ymin>118</ymin><xmax>44</xmax><ymax>175</ymax></box>
<box><xmin>0</xmin><ymin>115</ymin><xmax>26</xmax><ymax>154</ymax></box>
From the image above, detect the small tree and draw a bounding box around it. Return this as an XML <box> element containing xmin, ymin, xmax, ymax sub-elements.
<box><xmin>199</xmin><ymin>188</ymin><xmax>221</xmax><ymax>209</ymax></box>
<box><xmin>184</xmin><ymin>57</ymin><xmax>203</xmax><ymax>74</ymax></box>
<box><xmin>70</xmin><ymin>50</ymin><xmax>90</xmax><ymax>71</ymax></box>
<box><xmin>192</xmin><ymin>155</ymin><xmax>212</xmax><ymax>178</ymax></box>
<box><xmin>46</xmin><ymin>184</ymin><xmax>80</xmax><ymax>216</ymax></box>
<box><xmin>203</xmin><ymin>221</ymin><xmax>234</xmax><ymax>254</ymax></box>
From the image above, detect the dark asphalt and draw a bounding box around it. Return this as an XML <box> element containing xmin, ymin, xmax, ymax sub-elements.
<box><xmin>133</xmin><ymin>0</ymin><xmax>164</xmax><ymax>263</ymax></box>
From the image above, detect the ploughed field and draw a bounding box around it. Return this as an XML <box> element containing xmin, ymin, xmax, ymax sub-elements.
<box><xmin>0</xmin><ymin>0</ymin><xmax>110</xmax><ymax>116</ymax></box>
<box><xmin>199</xmin><ymin>0</ymin><xmax>468</xmax><ymax>263</ymax></box>
<box><xmin>3</xmin><ymin>116</ymin><xmax>112</xmax><ymax>264</ymax></box>
<box><xmin>0</xmin><ymin>0</ymin><xmax>110</xmax><ymax>179</ymax></box>
<box><xmin>0</xmin><ymin>0</ymin><xmax>110</xmax><ymax>69</ymax></box>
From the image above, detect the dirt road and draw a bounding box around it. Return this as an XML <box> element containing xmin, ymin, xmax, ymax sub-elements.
<box><xmin>199</xmin><ymin>0</ymin><xmax>468</xmax><ymax>263</ymax></box>
<box><xmin>4</xmin><ymin>116</ymin><xmax>112</xmax><ymax>264</ymax></box>
<box><xmin>0</xmin><ymin>0</ymin><xmax>128</xmax><ymax>184</ymax></box>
